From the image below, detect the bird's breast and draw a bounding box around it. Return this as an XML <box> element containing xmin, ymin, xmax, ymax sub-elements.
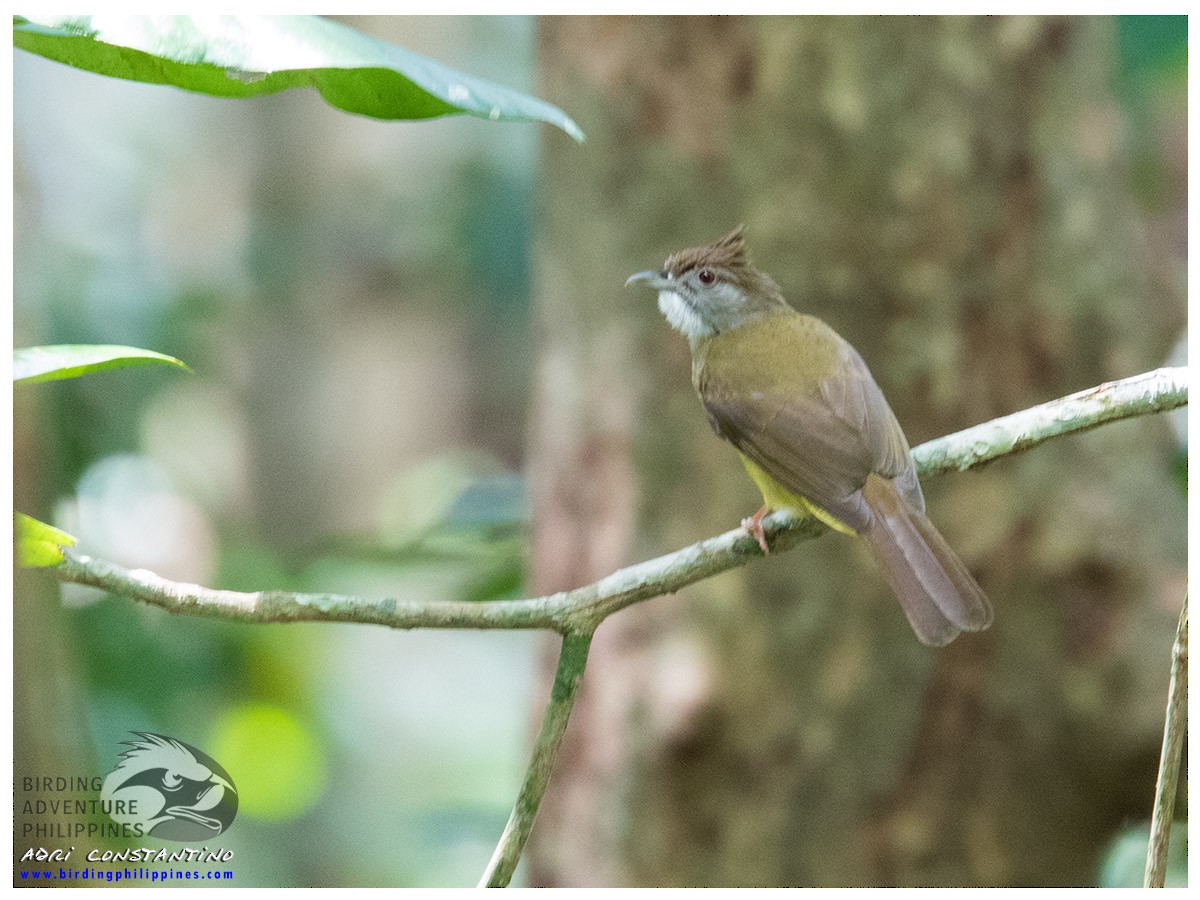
<box><xmin>692</xmin><ymin>314</ymin><xmax>844</xmax><ymax>401</ymax></box>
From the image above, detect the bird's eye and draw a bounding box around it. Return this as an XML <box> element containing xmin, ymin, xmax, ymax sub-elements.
<box><xmin>698</xmin><ymin>269</ymin><xmax>715</xmax><ymax>285</ymax></box>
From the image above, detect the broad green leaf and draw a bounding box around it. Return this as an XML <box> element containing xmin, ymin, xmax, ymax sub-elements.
<box><xmin>15</xmin><ymin>512</ymin><xmax>77</xmax><ymax>567</ymax></box>
<box><xmin>14</xmin><ymin>345</ymin><xmax>190</xmax><ymax>384</ymax></box>
<box><xmin>14</xmin><ymin>15</ymin><xmax>584</xmax><ymax>141</ymax></box>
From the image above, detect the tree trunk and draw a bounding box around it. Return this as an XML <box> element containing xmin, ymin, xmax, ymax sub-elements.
<box><xmin>527</xmin><ymin>16</ymin><xmax>1185</xmax><ymax>887</ymax></box>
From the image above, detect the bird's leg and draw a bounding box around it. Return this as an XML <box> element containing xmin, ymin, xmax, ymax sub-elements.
<box><xmin>741</xmin><ymin>505</ymin><xmax>771</xmax><ymax>555</ymax></box>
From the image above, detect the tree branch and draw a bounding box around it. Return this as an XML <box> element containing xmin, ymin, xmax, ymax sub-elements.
<box><xmin>916</xmin><ymin>366</ymin><xmax>1188</xmax><ymax>477</ymax></box>
<box><xmin>479</xmin><ymin>630</ymin><xmax>592</xmax><ymax>888</ymax></box>
<box><xmin>1144</xmin><ymin>591</ymin><xmax>1187</xmax><ymax>888</ymax></box>
<box><xmin>51</xmin><ymin>366</ymin><xmax>1187</xmax><ymax>635</ymax></box>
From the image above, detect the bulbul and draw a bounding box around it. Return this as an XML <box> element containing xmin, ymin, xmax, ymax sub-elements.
<box><xmin>626</xmin><ymin>226</ymin><xmax>992</xmax><ymax>646</ymax></box>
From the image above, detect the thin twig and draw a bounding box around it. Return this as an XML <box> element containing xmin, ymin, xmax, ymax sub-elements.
<box><xmin>478</xmin><ymin>630</ymin><xmax>592</xmax><ymax>888</ymax></box>
<box><xmin>51</xmin><ymin>366</ymin><xmax>1189</xmax><ymax>637</ymax></box>
<box><xmin>1144</xmin><ymin>591</ymin><xmax>1187</xmax><ymax>888</ymax></box>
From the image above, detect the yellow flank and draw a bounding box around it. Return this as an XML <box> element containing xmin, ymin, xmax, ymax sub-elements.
<box><xmin>738</xmin><ymin>453</ymin><xmax>857</xmax><ymax>537</ymax></box>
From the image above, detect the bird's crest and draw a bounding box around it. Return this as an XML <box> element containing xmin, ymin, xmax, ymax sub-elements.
<box><xmin>663</xmin><ymin>225</ymin><xmax>783</xmax><ymax>304</ymax></box>
<box><xmin>665</xmin><ymin>225</ymin><xmax>748</xmax><ymax>277</ymax></box>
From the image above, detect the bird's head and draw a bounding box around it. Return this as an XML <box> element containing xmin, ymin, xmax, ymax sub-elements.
<box><xmin>626</xmin><ymin>225</ymin><xmax>787</xmax><ymax>342</ymax></box>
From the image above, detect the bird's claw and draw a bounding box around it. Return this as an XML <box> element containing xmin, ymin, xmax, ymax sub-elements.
<box><xmin>741</xmin><ymin>507</ymin><xmax>770</xmax><ymax>556</ymax></box>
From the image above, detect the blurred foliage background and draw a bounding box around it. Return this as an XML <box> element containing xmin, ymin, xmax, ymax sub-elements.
<box><xmin>11</xmin><ymin>15</ymin><xmax>1186</xmax><ymax>888</ymax></box>
<box><xmin>15</xmin><ymin>16</ymin><xmax>543</xmax><ymax>888</ymax></box>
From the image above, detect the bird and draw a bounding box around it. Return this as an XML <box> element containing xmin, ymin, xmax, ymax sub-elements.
<box><xmin>626</xmin><ymin>226</ymin><xmax>992</xmax><ymax>646</ymax></box>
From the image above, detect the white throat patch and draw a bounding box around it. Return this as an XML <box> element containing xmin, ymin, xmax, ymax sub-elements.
<box><xmin>658</xmin><ymin>290</ymin><xmax>714</xmax><ymax>341</ymax></box>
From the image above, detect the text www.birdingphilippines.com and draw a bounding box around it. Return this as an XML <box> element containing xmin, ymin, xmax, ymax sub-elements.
<box><xmin>18</xmin><ymin>863</ymin><xmax>234</xmax><ymax>884</ymax></box>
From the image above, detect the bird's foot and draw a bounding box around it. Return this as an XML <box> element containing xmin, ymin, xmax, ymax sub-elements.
<box><xmin>741</xmin><ymin>505</ymin><xmax>770</xmax><ymax>555</ymax></box>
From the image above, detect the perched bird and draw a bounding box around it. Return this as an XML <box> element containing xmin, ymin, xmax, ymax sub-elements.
<box><xmin>627</xmin><ymin>226</ymin><xmax>992</xmax><ymax>646</ymax></box>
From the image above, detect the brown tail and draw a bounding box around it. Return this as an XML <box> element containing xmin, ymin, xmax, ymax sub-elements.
<box><xmin>861</xmin><ymin>474</ymin><xmax>993</xmax><ymax>647</ymax></box>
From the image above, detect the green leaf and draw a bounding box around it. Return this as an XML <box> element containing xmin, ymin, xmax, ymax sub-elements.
<box><xmin>14</xmin><ymin>15</ymin><xmax>584</xmax><ymax>141</ymax></box>
<box><xmin>15</xmin><ymin>512</ymin><xmax>77</xmax><ymax>567</ymax></box>
<box><xmin>14</xmin><ymin>345</ymin><xmax>190</xmax><ymax>384</ymax></box>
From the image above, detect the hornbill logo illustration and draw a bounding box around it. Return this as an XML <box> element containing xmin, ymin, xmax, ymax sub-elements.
<box><xmin>102</xmin><ymin>732</ymin><xmax>238</xmax><ymax>841</ymax></box>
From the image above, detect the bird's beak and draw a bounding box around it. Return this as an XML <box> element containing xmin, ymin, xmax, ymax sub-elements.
<box><xmin>625</xmin><ymin>270</ymin><xmax>673</xmax><ymax>291</ymax></box>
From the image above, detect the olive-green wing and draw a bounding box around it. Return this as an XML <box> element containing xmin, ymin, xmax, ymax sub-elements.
<box><xmin>818</xmin><ymin>340</ymin><xmax>923</xmax><ymax>513</ymax></box>
<box><xmin>699</xmin><ymin>317</ymin><xmax>921</xmax><ymax>532</ymax></box>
